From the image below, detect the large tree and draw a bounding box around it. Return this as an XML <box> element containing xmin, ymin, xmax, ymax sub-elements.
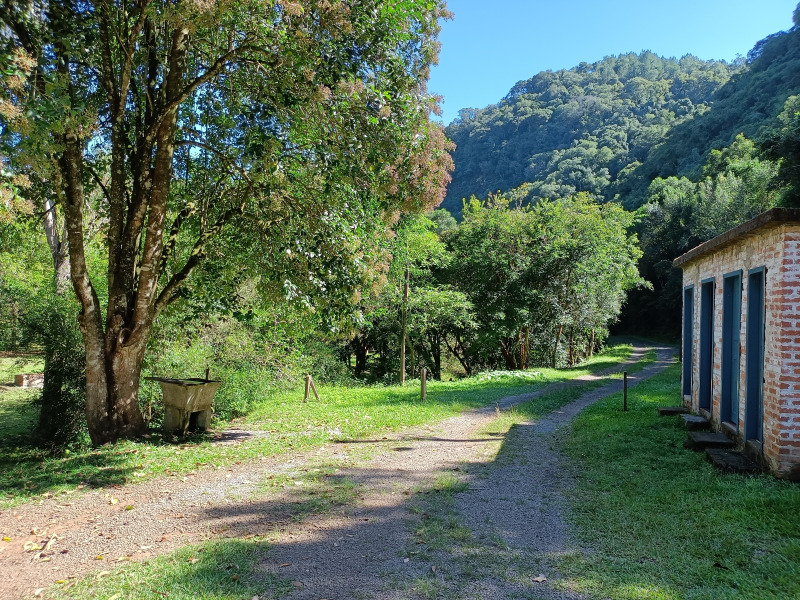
<box><xmin>0</xmin><ymin>0</ymin><xmax>452</xmax><ymax>444</ymax></box>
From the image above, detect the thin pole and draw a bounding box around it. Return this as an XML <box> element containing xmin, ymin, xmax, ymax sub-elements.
<box><xmin>400</xmin><ymin>268</ymin><xmax>409</xmax><ymax>385</ymax></box>
<box><xmin>421</xmin><ymin>367</ymin><xmax>427</xmax><ymax>401</ymax></box>
<box><xmin>623</xmin><ymin>371</ymin><xmax>628</xmax><ymax>411</ymax></box>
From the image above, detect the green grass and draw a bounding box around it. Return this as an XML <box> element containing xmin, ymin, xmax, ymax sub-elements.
<box><xmin>0</xmin><ymin>344</ymin><xmax>635</xmax><ymax>509</ymax></box>
<box><xmin>394</xmin><ymin>353</ymin><xmax>663</xmax><ymax>600</ymax></box>
<box><xmin>44</xmin><ymin>460</ymin><xmax>363</xmax><ymax>600</ymax></box>
<box><xmin>560</xmin><ymin>363</ymin><xmax>800</xmax><ymax>600</ymax></box>
<box><xmin>0</xmin><ymin>355</ymin><xmax>42</xmax><ymax>446</ymax></box>
<box><xmin>47</xmin><ymin>538</ymin><xmax>292</xmax><ymax>600</ymax></box>
<box><xmin>31</xmin><ymin>344</ymin><xmax>646</xmax><ymax>600</ymax></box>
<box><xmin>479</xmin><ymin>348</ymin><xmax>657</xmax><ymax>441</ymax></box>
<box><xmin>0</xmin><ymin>354</ymin><xmax>44</xmax><ymax>384</ymax></box>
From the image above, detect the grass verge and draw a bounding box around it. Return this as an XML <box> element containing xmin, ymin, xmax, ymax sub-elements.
<box><xmin>560</xmin><ymin>362</ymin><xmax>800</xmax><ymax>600</ymax></box>
<box><xmin>46</xmin><ymin>538</ymin><xmax>292</xmax><ymax>600</ymax></box>
<box><xmin>44</xmin><ymin>461</ymin><xmax>359</xmax><ymax>600</ymax></box>
<box><xmin>1</xmin><ymin>345</ymin><xmax>635</xmax><ymax>509</ymax></box>
<box><xmin>395</xmin><ymin>352</ymin><xmax>663</xmax><ymax>599</ymax></box>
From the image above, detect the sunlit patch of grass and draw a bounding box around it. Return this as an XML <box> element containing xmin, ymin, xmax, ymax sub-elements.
<box><xmin>560</xmin><ymin>363</ymin><xmax>800</xmax><ymax>600</ymax></box>
<box><xmin>47</xmin><ymin>538</ymin><xmax>292</xmax><ymax>600</ymax></box>
<box><xmin>0</xmin><ymin>355</ymin><xmax>44</xmax><ymax>384</ymax></box>
<box><xmin>260</xmin><ymin>464</ymin><xmax>359</xmax><ymax>522</ymax></box>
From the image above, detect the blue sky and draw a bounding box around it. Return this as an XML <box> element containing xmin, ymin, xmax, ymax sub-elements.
<box><xmin>429</xmin><ymin>0</ymin><xmax>798</xmax><ymax>125</ymax></box>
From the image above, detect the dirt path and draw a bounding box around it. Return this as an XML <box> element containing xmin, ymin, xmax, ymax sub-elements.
<box><xmin>0</xmin><ymin>344</ymin><xmax>675</xmax><ymax>599</ymax></box>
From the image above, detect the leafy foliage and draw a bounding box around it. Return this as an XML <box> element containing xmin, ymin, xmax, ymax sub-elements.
<box><xmin>626</xmin><ymin>133</ymin><xmax>784</xmax><ymax>335</ymax></box>
<box><xmin>0</xmin><ymin>0</ymin><xmax>454</xmax><ymax>443</ymax></box>
<box><xmin>442</xmin><ymin>195</ymin><xmax>644</xmax><ymax>370</ymax></box>
<box><xmin>344</xmin><ymin>212</ymin><xmax>476</xmax><ymax>381</ymax></box>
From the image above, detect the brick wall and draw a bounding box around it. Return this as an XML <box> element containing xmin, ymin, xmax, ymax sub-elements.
<box><xmin>777</xmin><ymin>228</ymin><xmax>800</xmax><ymax>480</ymax></box>
<box><xmin>680</xmin><ymin>223</ymin><xmax>800</xmax><ymax>479</ymax></box>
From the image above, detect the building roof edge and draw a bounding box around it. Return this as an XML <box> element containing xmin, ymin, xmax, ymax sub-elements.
<box><xmin>673</xmin><ymin>208</ymin><xmax>800</xmax><ymax>268</ymax></box>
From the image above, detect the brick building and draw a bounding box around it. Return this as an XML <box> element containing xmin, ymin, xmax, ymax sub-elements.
<box><xmin>673</xmin><ymin>208</ymin><xmax>800</xmax><ymax>480</ymax></box>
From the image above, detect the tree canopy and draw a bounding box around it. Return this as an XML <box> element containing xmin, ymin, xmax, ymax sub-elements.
<box><xmin>0</xmin><ymin>0</ymin><xmax>453</xmax><ymax>443</ymax></box>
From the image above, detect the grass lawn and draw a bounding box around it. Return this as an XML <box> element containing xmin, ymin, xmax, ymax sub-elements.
<box><xmin>560</xmin><ymin>363</ymin><xmax>800</xmax><ymax>600</ymax></box>
<box><xmin>0</xmin><ymin>355</ymin><xmax>42</xmax><ymax>447</ymax></box>
<box><xmin>48</xmin><ymin>538</ymin><xmax>292</xmax><ymax>600</ymax></box>
<box><xmin>0</xmin><ymin>345</ymin><xmax>634</xmax><ymax>509</ymax></box>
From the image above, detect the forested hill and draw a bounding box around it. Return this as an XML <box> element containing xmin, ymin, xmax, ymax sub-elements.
<box><xmin>442</xmin><ymin>52</ymin><xmax>737</xmax><ymax>214</ymax></box>
<box><xmin>619</xmin><ymin>24</ymin><xmax>800</xmax><ymax>206</ymax></box>
<box><xmin>442</xmin><ymin>24</ymin><xmax>800</xmax><ymax>215</ymax></box>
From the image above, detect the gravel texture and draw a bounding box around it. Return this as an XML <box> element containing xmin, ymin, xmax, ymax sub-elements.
<box><xmin>0</xmin><ymin>344</ymin><xmax>675</xmax><ymax>600</ymax></box>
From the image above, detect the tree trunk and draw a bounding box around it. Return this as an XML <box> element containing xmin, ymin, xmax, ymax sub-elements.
<box><xmin>400</xmin><ymin>268</ymin><xmax>409</xmax><ymax>384</ymax></box>
<box><xmin>352</xmin><ymin>336</ymin><xmax>369</xmax><ymax>377</ymax></box>
<box><xmin>83</xmin><ymin>338</ymin><xmax>148</xmax><ymax>444</ymax></box>
<box><xmin>568</xmin><ymin>332</ymin><xmax>574</xmax><ymax>366</ymax></box>
<box><xmin>432</xmin><ymin>332</ymin><xmax>441</xmax><ymax>380</ymax></box>
<box><xmin>553</xmin><ymin>325</ymin><xmax>564</xmax><ymax>368</ymax></box>
<box><xmin>499</xmin><ymin>338</ymin><xmax>518</xmax><ymax>370</ymax></box>
<box><xmin>42</xmin><ymin>198</ymin><xmax>71</xmax><ymax>292</ymax></box>
<box><xmin>519</xmin><ymin>326</ymin><xmax>529</xmax><ymax>370</ymax></box>
<box><xmin>406</xmin><ymin>333</ymin><xmax>416</xmax><ymax>378</ymax></box>
<box><xmin>444</xmin><ymin>334</ymin><xmax>472</xmax><ymax>377</ymax></box>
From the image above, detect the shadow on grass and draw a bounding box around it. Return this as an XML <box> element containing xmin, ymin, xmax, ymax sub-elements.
<box><xmin>559</xmin><ymin>363</ymin><xmax>800</xmax><ymax>600</ymax></box>
<box><xmin>0</xmin><ymin>419</ymin><xmax>219</xmax><ymax>507</ymax></box>
<box><xmin>39</xmin><ymin>345</ymin><xmax>665</xmax><ymax>600</ymax></box>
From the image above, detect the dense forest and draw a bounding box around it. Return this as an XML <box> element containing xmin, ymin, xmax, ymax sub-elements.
<box><xmin>444</xmin><ymin>19</ymin><xmax>800</xmax><ymax>216</ymax></box>
<box><xmin>444</xmin><ymin>7</ymin><xmax>800</xmax><ymax>335</ymax></box>
<box><xmin>444</xmin><ymin>52</ymin><xmax>739</xmax><ymax>214</ymax></box>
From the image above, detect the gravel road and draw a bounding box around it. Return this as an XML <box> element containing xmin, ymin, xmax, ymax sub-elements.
<box><xmin>0</xmin><ymin>344</ymin><xmax>675</xmax><ymax>600</ymax></box>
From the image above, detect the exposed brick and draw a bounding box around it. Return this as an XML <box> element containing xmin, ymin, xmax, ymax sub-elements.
<box><xmin>679</xmin><ymin>219</ymin><xmax>800</xmax><ymax>478</ymax></box>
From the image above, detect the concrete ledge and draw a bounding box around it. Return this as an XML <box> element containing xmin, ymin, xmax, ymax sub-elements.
<box><xmin>720</xmin><ymin>421</ymin><xmax>738</xmax><ymax>441</ymax></box>
<box><xmin>686</xmin><ymin>431</ymin><xmax>735</xmax><ymax>451</ymax></box>
<box><xmin>681</xmin><ymin>414</ymin><xmax>711</xmax><ymax>431</ymax></box>
<box><xmin>706</xmin><ymin>448</ymin><xmax>763</xmax><ymax>475</ymax></box>
<box><xmin>659</xmin><ymin>406</ymin><xmax>690</xmax><ymax>416</ymax></box>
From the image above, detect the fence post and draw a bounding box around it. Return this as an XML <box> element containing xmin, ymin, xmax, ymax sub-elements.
<box><xmin>304</xmin><ymin>374</ymin><xmax>311</xmax><ymax>402</ymax></box>
<box><xmin>623</xmin><ymin>371</ymin><xmax>628</xmax><ymax>412</ymax></box>
<box><xmin>421</xmin><ymin>367</ymin><xmax>427</xmax><ymax>402</ymax></box>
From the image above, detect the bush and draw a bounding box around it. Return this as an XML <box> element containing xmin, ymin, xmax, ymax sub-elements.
<box><xmin>24</xmin><ymin>291</ymin><xmax>88</xmax><ymax>449</ymax></box>
<box><xmin>141</xmin><ymin>308</ymin><xmax>356</xmax><ymax>426</ymax></box>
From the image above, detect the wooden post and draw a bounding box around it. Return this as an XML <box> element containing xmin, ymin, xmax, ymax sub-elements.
<box><xmin>420</xmin><ymin>367</ymin><xmax>427</xmax><ymax>402</ymax></box>
<box><xmin>304</xmin><ymin>374</ymin><xmax>311</xmax><ymax>402</ymax></box>
<box><xmin>623</xmin><ymin>371</ymin><xmax>628</xmax><ymax>412</ymax></box>
<box><xmin>309</xmin><ymin>375</ymin><xmax>320</xmax><ymax>401</ymax></box>
<box><xmin>400</xmin><ymin>268</ymin><xmax>409</xmax><ymax>385</ymax></box>
<box><xmin>205</xmin><ymin>367</ymin><xmax>210</xmax><ymax>381</ymax></box>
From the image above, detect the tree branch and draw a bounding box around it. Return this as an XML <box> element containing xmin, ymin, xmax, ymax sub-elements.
<box><xmin>153</xmin><ymin>201</ymin><xmax>247</xmax><ymax>318</ymax></box>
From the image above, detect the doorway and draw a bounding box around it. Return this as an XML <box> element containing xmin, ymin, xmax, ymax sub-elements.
<box><xmin>721</xmin><ymin>271</ymin><xmax>742</xmax><ymax>425</ymax></box>
<box><xmin>745</xmin><ymin>267</ymin><xmax>765</xmax><ymax>443</ymax></box>
<box><xmin>699</xmin><ymin>279</ymin><xmax>715</xmax><ymax>412</ymax></box>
